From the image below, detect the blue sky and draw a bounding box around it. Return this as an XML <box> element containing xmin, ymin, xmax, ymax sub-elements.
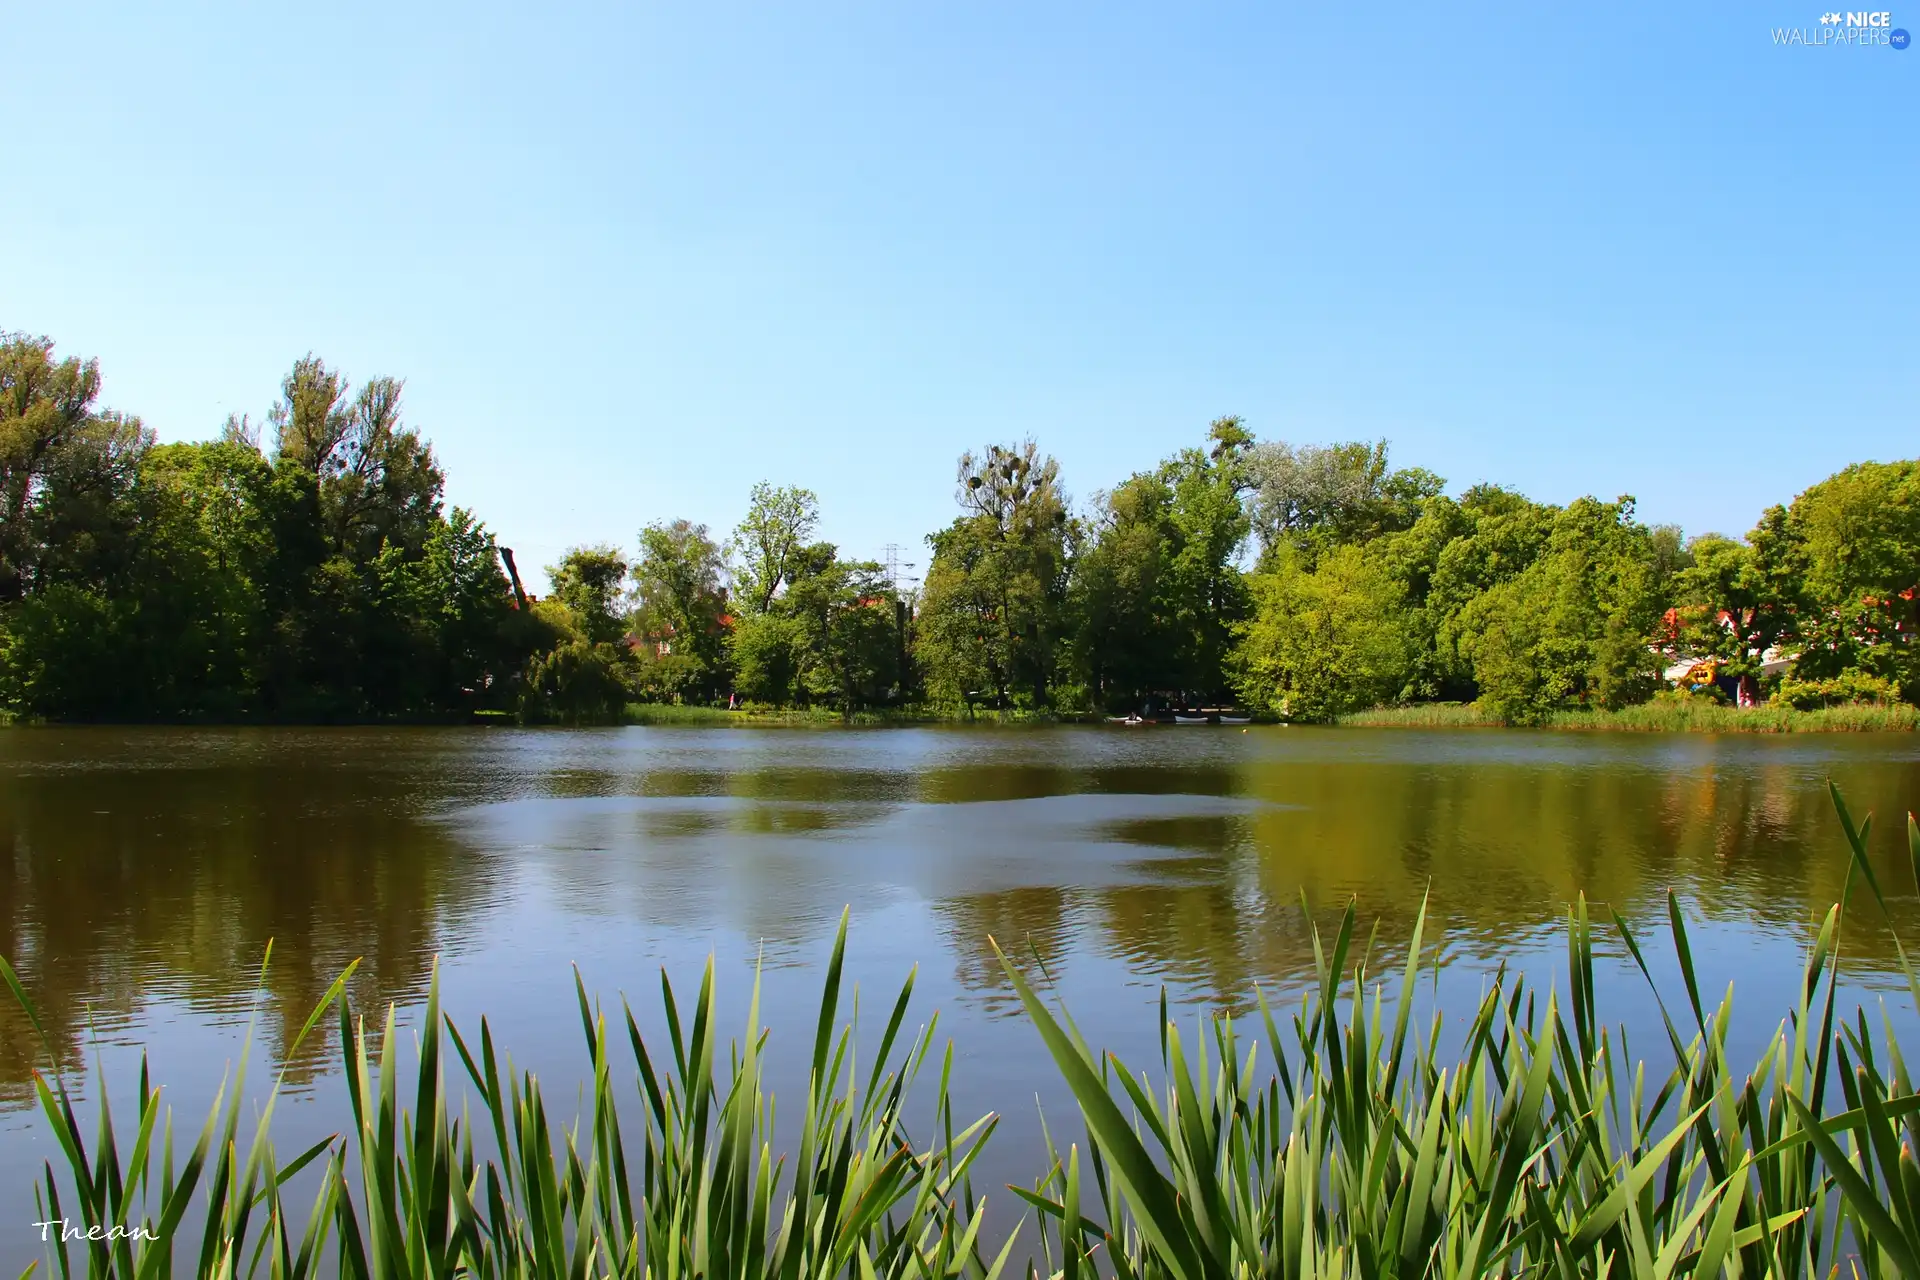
<box><xmin>4</xmin><ymin>1</ymin><xmax>1913</xmax><ymax>586</ymax></box>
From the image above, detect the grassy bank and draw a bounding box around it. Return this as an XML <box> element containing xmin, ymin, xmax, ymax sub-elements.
<box><xmin>622</xmin><ymin>703</ymin><xmax>1102</xmax><ymax>727</ymax></box>
<box><xmin>11</xmin><ymin>787</ymin><xmax>1920</xmax><ymax>1277</ymax></box>
<box><xmin>1341</xmin><ymin>699</ymin><xmax>1920</xmax><ymax>732</ymax></box>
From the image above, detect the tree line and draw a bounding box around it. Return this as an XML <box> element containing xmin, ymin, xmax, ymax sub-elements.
<box><xmin>3</xmin><ymin>331</ymin><xmax>1914</xmax><ymax>723</ymax></box>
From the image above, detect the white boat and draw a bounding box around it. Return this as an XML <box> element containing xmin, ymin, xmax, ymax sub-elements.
<box><xmin>1173</xmin><ymin>714</ymin><xmax>1210</xmax><ymax>724</ymax></box>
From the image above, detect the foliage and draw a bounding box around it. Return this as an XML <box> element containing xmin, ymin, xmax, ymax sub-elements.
<box><xmin>633</xmin><ymin>519</ymin><xmax>730</xmax><ymax>704</ymax></box>
<box><xmin>1776</xmin><ymin>670</ymin><xmax>1902</xmax><ymax>710</ymax></box>
<box><xmin>729</xmin><ymin>481</ymin><xmax>820</xmax><ymax>616</ymax></box>
<box><xmin>1244</xmin><ymin>436</ymin><xmax>1444</xmax><ymax>567</ymax></box>
<box><xmin>521</xmin><ymin>640</ymin><xmax>633</xmax><ymax>724</ymax></box>
<box><xmin>1069</xmin><ymin>418</ymin><xmax>1251</xmax><ymax>710</ymax></box>
<box><xmin>6</xmin><ymin>325</ymin><xmax>1920</xmax><ymax>727</ymax></box>
<box><xmin>917</xmin><ymin>441</ymin><xmax>1072</xmax><ymax>709</ymax></box>
<box><xmin>1784</xmin><ymin>460</ymin><xmax>1920</xmax><ymax>699</ymax></box>
<box><xmin>1229</xmin><ymin>544</ymin><xmax>1412</xmax><ymax>721</ymax></box>
<box><xmin>1342</xmin><ymin>699</ymin><xmax>1920</xmax><ymax>732</ymax></box>
<box><xmin>547</xmin><ymin>545</ymin><xmax>632</xmax><ymax>647</ymax></box>
<box><xmin>721</xmin><ymin>510</ymin><xmax>905</xmax><ymax>714</ymax></box>
<box><xmin>1464</xmin><ymin>497</ymin><xmax>1666</xmax><ymax>723</ymax></box>
<box><xmin>1664</xmin><ymin>510</ymin><xmax>1803</xmax><ymax>702</ymax></box>
<box><xmin>782</xmin><ymin>546</ymin><xmax>901</xmax><ymax>710</ymax></box>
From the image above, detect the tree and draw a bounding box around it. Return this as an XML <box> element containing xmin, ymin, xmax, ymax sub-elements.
<box><xmin>1466</xmin><ymin>497</ymin><xmax>1665</xmax><ymax>723</ymax></box>
<box><xmin>1666</xmin><ymin>516</ymin><xmax>1800</xmax><ymax>704</ymax></box>
<box><xmin>548</xmin><ymin>546</ymin><xmax>632</xmax><ymax>647</ymax></box>
<box><xmin>119</xmin><ymin>442</ymin><xmax>273</xmax><ymax>716</ymax></box>
<box><xmin>1157</xmin><ymin>421</ymin><xmax>1254</xmax><ymax>698</ymax></box>
<box><xmin>1228</xmin><ymin>544</ymin><xmax>1412</xmax><ymax>721</ymax></box>
<box><xmin>917</xmin><ymin>440</ymin><xmax>1072</xmax><ymax>708</ymax></box>
<box><xmin>633</xmin><ymin>519</ymin><xmax>729</xmax><ymax>703</ymax></box>
<box><xmin>0</xmin><ymin>332</ymin><xmax>151</xmax><ymax>602</ymax></box>
<box><xmin>1412</xmin><ymin>486</ymin><xmax>1556</xmax><ymax>700</ymax></box>
<box><xmin>521</xmin><ymin>639</ymin><xmax>631</xmax><ymax>724</ymax></box>
<box><xmin>729</xmin><ymin>611</ymin><xmax>806</xmax><ymax>705</ymax></box>
<box><xmin>1784</xmin><ymin>460</ymin><xmax>1920</xmax><ymax>699</ymax></box>
<box><xmin>729</xmin><ymin>482</ymin><xmax>819</xmax><ymax>616</ymax></box>
<box><xmin>269</xmin><ymin>359</ymin><xmax>445</xmax><ymax>562</ymax></box>
<box><xmin>1066</xmin><ymin>417</ymin><xmax>1252</xmax><ymax>709</ymax></box>
<box><xmin>1244</xmin><ymin>438</ymin><xmax>1443</xmax><ymax>567</ymax></box>
<box><xmin>781</xmin><ymin>544</ymin><xmax>899</xmax><ymax>711</ymax></box>
<box><xmin>1069</xmin><ymin>472</ymin><xmax>1176</xmax><ymax>707</ymax></box>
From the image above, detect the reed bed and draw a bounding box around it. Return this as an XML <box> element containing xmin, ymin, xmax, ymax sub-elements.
<box><xmin>1336</xmin><ymin>704</ymin><xmax>1505</xmax><ymax>729</ymax></box>
<box><xmin>1338</xmin><ymin>701</ymin><xmax>1919</xmax><ymax>733</ymax></box>
<box><xmin>10</xmin><ymin>785</ymin><xmax>1920</xmax><ymax>1278</ymax></box>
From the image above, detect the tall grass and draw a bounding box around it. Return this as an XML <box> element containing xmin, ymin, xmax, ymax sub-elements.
<box><xmin>9</xmin><ymin>787</ymin><xmax>1920</xmax><ymax>1276</ymax></box>
<box><xmin>619</xmin><ymin>705</ymin><xmax>1103</xmax><ymax>728</ymax></box>
<box><xmin>1339</xmin><ymin>701</ymin><xmax>1920</xmax><ymax>733</ymax></box>
<box><xmin>1337</xmin><ymin>703</ymin><xmax>1505</xmax><ymax>728</ymax></box>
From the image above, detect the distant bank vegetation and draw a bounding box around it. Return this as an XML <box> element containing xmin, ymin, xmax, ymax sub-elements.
<box><xmin>2</xmin><ymin>331</ymin><xmax>1915</xmax><ymax>726</ymax></box>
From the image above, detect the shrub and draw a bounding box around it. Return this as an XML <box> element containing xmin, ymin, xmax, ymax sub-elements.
<box><xmin>1776</xmin><ymin>670</ymin><xmax>1901</xmax><ymax>710</ymax></box>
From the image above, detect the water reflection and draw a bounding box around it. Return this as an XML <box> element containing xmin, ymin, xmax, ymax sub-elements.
<box><xmin>0</xmin><ymin>725</ymin><xmax>1915</xmax><ymax>1102</ymax></box>
<box><xmin>0</xmin><ymin>729</ymin><xmax>496</xmax><ymax>1093</ymax></box>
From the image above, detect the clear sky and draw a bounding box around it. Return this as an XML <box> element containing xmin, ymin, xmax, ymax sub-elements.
<box><xmin>4</xmin><ymin>2</ymin><xmax>1913</xmax><ymax>587</ymax></box>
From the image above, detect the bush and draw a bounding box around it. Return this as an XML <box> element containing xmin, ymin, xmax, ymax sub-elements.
<box><xmin>520</xmin><ymin>639</ymin><xmax>633</xmax><ymax>723</ymax></box>
<box><xmin>1775</xmin><ymin>670</ymin><xmax>1901</xmax><ymax>710</ymax></box>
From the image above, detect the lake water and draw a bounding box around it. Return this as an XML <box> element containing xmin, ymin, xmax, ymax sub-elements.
<box><xmin>2</xmin><ymin>724</ymin><xmax>1918</xmax><ymax>1266</ymax></box>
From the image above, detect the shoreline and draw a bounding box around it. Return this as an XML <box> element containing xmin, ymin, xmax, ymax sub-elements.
<box><xmin>1336</xmin><ymin>700</ymin><xmax>1918</xmax><ymax>733</ymax></box>
<box><xmin>2</xmin><ymin>701</ymin><xmax>1913</xmax><ymax>732</ymax></box>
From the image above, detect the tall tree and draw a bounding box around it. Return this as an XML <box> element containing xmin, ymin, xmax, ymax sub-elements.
<box><xmin>1244</xmin><ymin>437</ymin><xmax>1443</xmax><ymax>567</ymax></box>
<box><xmin>1067</xmin><ymin>417</ymin><xmax>1252</xmax><ymax>708</ymax></box>
<box><xmin>0</xmin><ymin>332</ymin><xmax>151</xmax><ymax>601</ymax></box>
<box><xmin>633</xmin><ymin>519</ymin><xmax>729</xmax><ymax>702</ymax></box>
<box><xmin>548</xmin><ymin>546</ymin><xmax>632</xmax><ymax>647</ymax></box>
<box><xmin>1784</xmin><ymin>460</ymin><xmax>1920</xmax><ymax>696</ymax></box>
<box><xmin>917</xmin><ymin>440</ymin><xmax>1071</xmax><ymax>708</ymax></box>
<box><xmin>729</xmin><ymin>482</ymin><xmax>819</xmax><ymax>615</ymax></box>
<box><xmin>1465</xmin><ymin>497</ymin><xmax>1665</xmax><ymax>723</ymax></box>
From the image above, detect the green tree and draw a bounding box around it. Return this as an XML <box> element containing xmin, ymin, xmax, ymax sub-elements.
<box><xmin>1415</xmin><ymin>485</ymin><xmax>1557</xmax><ymax>700</ymax></box>
<box><xmin>1466</xmin><ymin>497</ymin><xmax>1665</xmax><ymax>723</ymax></box>
<box><xmin>119</xmin><ymin>442</ymin><xmax>273</xmax><ymax>716</ymax></box>
<box><xmin>1066</xmin><ymin>417</ymin><xmax>1252</xmax><ymax>709</ymax></box>
<box><xmin>782</xmin><ymin>544</ymin><xmax>899</xmax><ymax>711</ymax></box>
<box><xmin>1666</xmin><ymin>513</ymin><xmax>1801</xmax><ymax>703</ymax></box>
<box><xmin>729</xmin><ymin>482</ymin><xmax>819</xmax><ymax>616</ymax></box>
<box><xmin>728</xmin><ymin>611</ymin><xmax>806</xmax><ymax>705</ymax></box>
<box><xmin>548</xmin><ymin>546</ymin><xmax>632</xmax><ymax>647</ymax></box>
<box><xmin>1244</xmin><ymin>438</ymin><xmax>1444</xmax><ymax>567</ymax></box>
<box><xmin>1784</xmin><ymin>460</ymin><xmax>1920</xmax><ymax>699</ymax></box>
<box><xmin>1069</xmin><ymin>472</ymin><xmax>1177</xmax><ymax>707</ymax></box>
<box><xmin>634</xmin><ymin>519</ymin><xmax>729</xmax><ymax>703</ymax></box>
<box><xmin>0</xmin><ymin>332</ymin><xmax>151</xmax><ymax>602</ymax></box>
<box><xmin>1228</xmin><ymin>544</ymin><xmax>1412</xmax><ymax>721</ymax></box>
<box><xmin>917</xmin><ymin>441</ymin><xmax>1071</xmax><ymax>709</ymax></box>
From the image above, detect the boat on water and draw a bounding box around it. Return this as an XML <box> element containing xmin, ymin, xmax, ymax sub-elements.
<box><xmin>1106</xmin><ymin>708</ymin><xmax>1254</xmax><ymax>726</ymax></box>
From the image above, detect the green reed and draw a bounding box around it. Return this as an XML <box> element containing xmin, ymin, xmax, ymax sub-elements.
<box><xmin>8</xmin><ymin>784</ymin><xmax>1920</xmax><ymax>1277</ymax></box>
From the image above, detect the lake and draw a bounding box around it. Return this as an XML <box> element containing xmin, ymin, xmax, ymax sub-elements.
<box><xmin>2</xmin><ymin>724</ymin><xmax>1917</xmax><ymax>1266</ymax></box>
